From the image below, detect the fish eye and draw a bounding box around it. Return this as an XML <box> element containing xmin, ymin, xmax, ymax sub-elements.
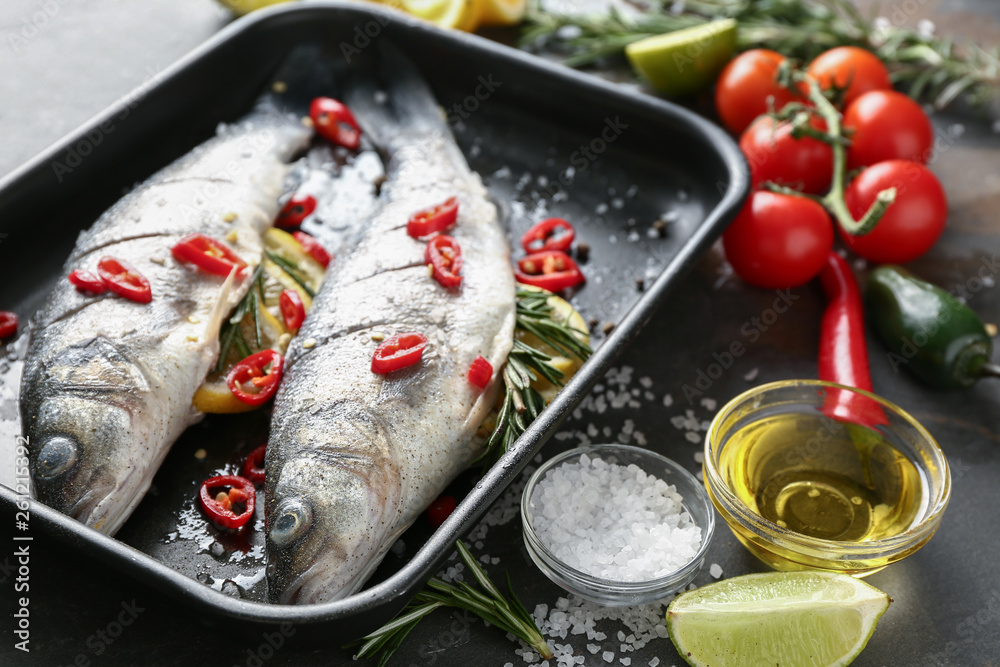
<box><xmin>35</xmin><ymin>436</ymin><xmax>79</xmax><ymax>479</ymax></box>
<box><xmin>270</xmin><ymin>500</ymin><xmax>311</xmax><ymax>547</ymax></box>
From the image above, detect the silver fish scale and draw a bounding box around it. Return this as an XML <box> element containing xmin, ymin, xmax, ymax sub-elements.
<box><xmin>267</xmin><ymin>123</ymin><xmax>516</xmax><ymax>604</ymax></box>
<box><xmin>21</xmin><ymin>112</ymin><xmax>310</xmax><ymax>535</ymax></box>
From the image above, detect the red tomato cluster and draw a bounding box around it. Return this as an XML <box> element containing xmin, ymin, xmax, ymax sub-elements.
<box><xmin>716</xmin><ymin>47</ymin><xmax>947</xmax><ymax>288</ymax></box>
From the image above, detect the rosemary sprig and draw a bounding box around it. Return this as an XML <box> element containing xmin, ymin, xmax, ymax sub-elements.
<box><xmin>265</xmin><ymin>251</ymin><xmax>316</xmax><ymax>297</ymax></box>
<box><xmin>349</xmin><ymin>541</ymin><xmax>553</xmax><ymax>666</ymax></box>
<box><xmin>216</xmin><ymin>263</ymin><xmax>265</xmax><ymax>372</ymax></box>
<box><xmin>478</xmin><ymin>287</ymin><xmax>592</xmax><ymax>466</ymax></box>
<box><xmin>523</xmin><ymin>0</ymin><xmax>1000</xmax><ymax>110</ymax></box>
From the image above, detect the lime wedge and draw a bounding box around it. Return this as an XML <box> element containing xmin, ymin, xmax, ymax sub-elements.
<box><xmin>667</xmin><ymin>571</ymin><xmax>891</xmax><ymax>667</ymax></box>
<box><xmin>625</xmin><ymin>19</ymin><xmax>738</xmax><ymax>97</ymax></box>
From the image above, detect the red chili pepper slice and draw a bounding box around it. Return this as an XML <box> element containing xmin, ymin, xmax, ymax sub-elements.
<box><xmin>371</xmin><ymin>333</ymin><xmax>428</xmax><ymax>374</ymax></box>
<box><xmin>425</xmin><ymin>235</ymin><xmax>463</xmax><ymax>288</ymax></box>
<box><xmin>243</xmin><ymin>444</ymin><xmax>267</xmax><ymax>485</ymax></box>
<box><xmin>521</xmin><ymin>218</ymin><xmax>576</xmax><ymax>253</ymax></box>
<box><xmin>515</xmin><ymin>250</ymin><xmax>586</xmax><ymax>292</ymax></box>
<box><xmin>407</xmin><ymin>197</ymin><xmax>459</xmax><ymax>238</ymax></box>
<box><xmin>275</xmin><ymin>194</ymin><xmax>318</xmax><ymax>228</ymax></box>
<box><xmin>467</xmin><ymin>355</ymin><xmax>493</xmax><ymax>389</ymax></box>
<box><xmin>68</xmin><ymin>269</ymin><xmax>108</xmax><ymax>294</ymax></box>
<box><xmin>199</xmin><ymin>474</ymin><xmax>256</xmax><ymax>529</ymax></box>
<box><xmin>0</xmin><ymin>312</ymin><xmax>18</xmax><ymax>340</ymax></box>
<box><xmin>97</xmin><ymin>256</ymin><xmax>152</xmax><ymax>304</ymax></box>
<box><xmin>292</xmin><ymin>231</ymin><xmax>331</xmax><ymax>268</ymax></box>
<box><xmin>427</xmin><ymin>495</ymin><xmax>457</xmax><ymax>528</ymax></box>
<box><xmin>279</xmin><ymin>289</ymin><xmax>306</xmax><ymax>331</ymax></box>
<box><xmin>309</xmin><ymin>97</ymin><xmax>362</xmax><ymax>150</ymax></box>
<box><xmin>227</xmin><ymin>349</ymin><xmax>285</xmax><ymax>406</ymax></box>
<box><xmin>818</xmin><ymin>252</ymin><xmax>887</xmax><ymax>429</ymax></box>
<box><xmin>171</xmin><ymin>233</ymin><xmax>247</xmax><ymax>278</ymax></box>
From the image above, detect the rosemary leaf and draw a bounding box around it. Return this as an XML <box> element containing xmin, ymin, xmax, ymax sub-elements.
<box><xmin>265</xmin><ymin>251</ymin><xmax>316</xmax><ymax>297</ymax></box>
<box><xmin>348</xmin><ymin>541</ymin><xmax>553</xmax><ymax>664</ymax></box>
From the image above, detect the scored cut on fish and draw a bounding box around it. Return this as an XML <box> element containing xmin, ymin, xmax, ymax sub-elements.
<box><xmin>266</xmin><ymin>46</ymin><xmax>516</xmax><ymax>605</ymax></box>
<box><xmin>21</xmin><ymin>107</ymin><xmax>310</xmax><ymax>535</ymax></box>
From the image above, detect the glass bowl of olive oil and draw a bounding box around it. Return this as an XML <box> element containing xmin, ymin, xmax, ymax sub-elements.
<box><xmin>704</xmin><ymin>380</ymin><xmax>950</xmax><ymax>576</ymax></box>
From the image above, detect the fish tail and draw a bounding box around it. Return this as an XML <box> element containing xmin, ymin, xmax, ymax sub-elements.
<box><xmin>343</xmin><ymin>42</ymin><xmax>449</xmax><ymax>152</ymax></box>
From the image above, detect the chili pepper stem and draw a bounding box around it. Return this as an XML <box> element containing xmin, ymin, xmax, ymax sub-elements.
<box><xmin>979</xmin><ymin>362</ymin><xmax>1000</xmax><ymax>379</ymax></box>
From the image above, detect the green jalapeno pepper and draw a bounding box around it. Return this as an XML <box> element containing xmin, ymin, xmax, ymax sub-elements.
<box><xmin>865</xmin><ymin>265</ymin><xmax>999</xmax><ymax>389</ymax></box>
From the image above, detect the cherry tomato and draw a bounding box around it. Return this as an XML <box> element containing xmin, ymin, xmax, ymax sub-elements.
<box><xmin>722</xmin><ymin>191</ymin><xmax>834</xmax><ymax>289</ymax></box>
<box><xmin>841</xmin><ymin>160</ymin><xmax>947</xmax><ymax>264</ymax></box>
<box><xmin>243</xmin><ymin>444</ymin><xmax>267</xmax><ymax>485</ymax></box>
<box><xmin>425</xmin><ymin>235</ymin><xmax>463</xmax><ymax>288</ymax></box>
<box><xmin>407</xmin><ymin>197</ymin><xmax>459</xmax><ymax>238</ymax></box>
<box><xmin>68</xmin><ymin>269</ymin><xmax>108</xmax><ymax>294</ymax></box>
<box><xmin>843</xmin><ymin>90</ymin><xmax>934</xmax><ymax>169</ymax></box>
<box><xmin>806</xmin><ymin>47</ymin><xmax>891</xmax><ymax>107</ymax></box>
<box><xmin>171</xmin><ymin>233</ymin><xmax>247</xmax><ymax>277</ymax></box>
<box><xmin>740</xmin><ymin>115</ymin><xmax>834</xmax><ymax>195</ymax></box>
<box><xmin>715</xmin><ymin>49</ymin><xmax>800</xmax><ymax>135</ymax></box>
<box><xmin>227</xmin><ymin>349</ymin><xmax>285</xmax><ymax>406</ymax></box>
<box><xmin>97</xmin><ymin>256</ymin><xmax>152</xmax><ymax>304</ymax></box>
<box><xmin>467</xmin><ymin>355</ymin><xmax>493</xmax><ymax>389</ymax></box>
<box><xmin>292</xmin><ymin>231</ymin><xmax>331</xmax><ymax>268</ymax></box>
<box><xmin>371</xmin><ymin>333</ymin><xmax>428</xmax><ymax>374</ymax></box>
<box><xmin>309</xmin><ymin>97</ymin><xmax>361</xmax><ymax>150</ymax></box>
<box><xmin>276</xmin><ymin>194</ymin><xmax>317</xmax><ymax>228</ymax></box>
<box><xmin>515</xmin><ymin>251</ymin><xmax>585</xmax><ymax>292</ymax></box>
<box><xmin>427</xmin><ymin>495</ymin><xmax>457</xmax><ymax>528</ymax></box>
<box><xmin>521</xmin><ymin>218</ymin><xmax>575</xmax><ymax>253</ymax></box>
<box><xmin>279</xmin><ymin>288</ymin><xmax>305</xmax><ymax>330</ymax></box>
<box><xmin>199</xmin><ymin>475</ymin><xmax>256</xmax><ymax>529</ymax></box>
<box><xmin>0</xmin><ymin>312</ymin><xmax>18</xmax><ymax>340</ymax></box>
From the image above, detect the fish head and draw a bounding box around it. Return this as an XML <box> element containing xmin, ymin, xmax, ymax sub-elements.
<box><xmin>266</xmin><ymin>405</ymin><xmax>402</xmax><ymax>605</ymax></box>
<box><xmin>24</xmin><ymin>336</ymin><xmax>152</xmax><ymax>534</ymax></box>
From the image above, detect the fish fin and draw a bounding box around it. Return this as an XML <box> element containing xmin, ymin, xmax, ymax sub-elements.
<box><xmin>342</xmin><ymin>42</ymin><xmax>450</xmax><ymax>151</ymax></box>
<box><xmin>204</xmin><ymin>268</ymin><xmax>239</xmax><ymax>341</ymax></box>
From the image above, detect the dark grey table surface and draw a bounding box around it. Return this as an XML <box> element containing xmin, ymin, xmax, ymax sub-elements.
<box><xmin>2</xmin><ymin>1</ymin><xmax>1000</xmax><ymax>666</ymax></box>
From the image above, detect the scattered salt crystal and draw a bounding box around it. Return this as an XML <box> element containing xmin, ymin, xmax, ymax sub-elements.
<box><xmin>663</xmin><ymin>394</ymin><xmax>673</xmax><ymax>407</ymax></box>
<box><xmin>699</xmin><ymin>398</ymin><xmax>717</xmax><ymax>411</ymax></box>
<box><xmin>649</xmin><ymin>659</ymin><xmax>660</xmax><ymax>667</ymax></box>
<box><xmin>505</xmin><ymin>663</ymin><xmax>514</xmax><ymax>667</ymax></box>
<box><xmin>603</xmin><ymin>652</ymin><xmax>615</xmax><ymax>663</ymax></box>
<box><xmin>639</xmin><ymin>376</ymin><xmax>653</xmax><ymax>388</ymax></box>
<box><xmin>622</xmin><ymin>659</ymin><xmax>632</xmax><ymax>666</ymax></box>
<box><xmin>617</xmin><ymin>631</ymin><xmax>625</xmax><ymax>641</ymax></box>
<box><xmin>587</xmin><ymin>645</ymin><xmax>600</xmax><ymax>654</ymax></box>
<box><xmin>693</xmin><ymin>452</ymin><xmax>704</xmax><ymax>464</ymax></box>
<box><xmin>685</xmin><ymin>431</ymin><xmax>700</xmax><ymax>443</ymax></box>
<box><xmin>744</xmin><ymin>367</ymin><xmax>759</xmax><ymax>382</ymax></box>
<box><xmin>633</xmin><ymin>432</ymin><xmax>647</xmax><ymax>446</ymax></box>
<box><xmin>710</xmin><ymin>563</ymin><xmax>723</xmax><ymax>579</ymax></box>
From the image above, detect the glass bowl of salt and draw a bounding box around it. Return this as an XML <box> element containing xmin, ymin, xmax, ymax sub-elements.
<box><xmin>521</xmin><ymin>444</ymin><xmax>714</xmax><ymax>606</ymax></box>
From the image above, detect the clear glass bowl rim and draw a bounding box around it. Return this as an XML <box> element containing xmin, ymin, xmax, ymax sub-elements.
<box><xmin>521</xmin><ymin>443</ymin><xmax>715</xmax><ymax>595</ymax></box>
<box><xmin>703</xmin><ymin>379</ymin><xmax>952</xmax><ymax>559</ymax></box>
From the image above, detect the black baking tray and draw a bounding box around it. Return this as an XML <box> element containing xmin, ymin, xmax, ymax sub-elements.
<box><xmin>0</xmin><ymin>2</ymin><xmax>747</xmax><ymax>640</ymax></box>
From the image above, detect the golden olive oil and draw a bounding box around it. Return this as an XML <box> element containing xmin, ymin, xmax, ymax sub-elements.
<box><xmin>719</xmin><ymin>412</ymin><xmax>924</xmax><ymax>543</ymax></box>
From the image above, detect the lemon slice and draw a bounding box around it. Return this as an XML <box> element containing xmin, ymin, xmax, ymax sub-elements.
<box><xmin>625</xmin><ymin>18</ymin><xmax>738</xmax><ymax>97</ymax></box>
<box><xmin>478</xmin><ymin>0</ymin><xmax>526</xmax><ymax>27</ymax></box>
<box><xmin>398</xmin><ymin>0</ymin><xmax>483</xmax><ymax>31</ymax></box>
<box><xmin>515</xmin><ymin>286</ymin><xmax>589</xmax><ymax>405</ymax></box>
<box><xmin>216</xmin><ymin>0</ymin><xmax>290</xmax><ymax>17</ymax></box>
<box><xmin>667</xmin><ymin>571</ymin><xmax>891</xmax><ymax>667</ymax></box>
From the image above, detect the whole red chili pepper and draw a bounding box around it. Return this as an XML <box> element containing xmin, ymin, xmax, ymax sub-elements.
<box><xmin>818</xmin><ymin>252</ymin><xmax>887</xmax><ymax>428</ymax></box>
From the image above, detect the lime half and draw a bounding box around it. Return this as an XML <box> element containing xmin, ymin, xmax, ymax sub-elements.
<box><xmin>667</xmin><ymin>571</ymin><xmax>891</xmax><ymax>667</ymax></box>
<box><xmin>626</xmin><ymin>18</ymin><xmax>737</xmax><ymax>96</ymax></box>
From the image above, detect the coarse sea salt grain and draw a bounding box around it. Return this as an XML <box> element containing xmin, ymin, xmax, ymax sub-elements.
<box><xmin>531</xmin><ymin>454</ymin><xmax>702</xmax><ymax>581</ymax></box>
